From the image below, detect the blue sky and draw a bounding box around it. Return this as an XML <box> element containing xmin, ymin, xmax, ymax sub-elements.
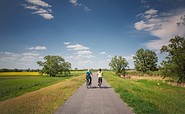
<box><xmin>0</xmin><ymin>0</ymin><xmax>185</xmax><ymax>69</ymax></box>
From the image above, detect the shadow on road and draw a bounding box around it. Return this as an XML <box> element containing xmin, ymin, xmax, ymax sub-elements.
<box><xmin>88</xmin><ymin>86</ymin><xmax>112</xmax><ymax>89</ymax></box>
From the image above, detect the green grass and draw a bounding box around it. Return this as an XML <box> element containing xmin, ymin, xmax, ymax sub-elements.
<box><xmin>104</xmin><ymin>71</ymin><xmax>185</xmax><ymax>114</ymax></box>
<box><xmin>0</xmin><ymin>75</ymin><xmax>85</xmax><ymax>114</ymax></box>
<box><xmin>0</xmin><ymin>71</ymin><xmax>84</xmax><ymax>101</ymax></box>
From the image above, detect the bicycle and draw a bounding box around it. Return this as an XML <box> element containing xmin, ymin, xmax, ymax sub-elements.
<box><xmin>86</xmin><ymin>77</ymin><xmax>91</xmax><ymax>88</ymax></box>
<box><xmin>98</xmin><ymin>77</ymin><xmax>102</xmax><ymax>88</ymax></box>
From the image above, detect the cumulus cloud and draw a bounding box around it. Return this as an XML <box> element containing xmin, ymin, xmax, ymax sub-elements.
<box><xmin>100</xmin><ymin>52</ymin><xmax>106</xmax><ymax>55</ymax></box>
<box><xmin>66</xmin><ymin>44</ymin><xmax>89</xmax><ymax>51</ymax></box>
<box><xmin>134</xmin><ymin>8</ymin><xmax>185</xmax><ymax>50</ymax></box>
<box><xmin>0</xmin><ymin>51</ymin><xmax>43</xmax><ymax>68</ymax></box>
<box><xmin>27</xmin><ymin>46</ymin><xmax>47</xmax><ymax>50</ymax></box>
<box><xmin>22</xmin><ymin>0</ymin><xmax>54</xmax><ymax>20</ymax></box>
<box><xmin>65</xmin><ymin>42</ymin><xmax>95</xmax><ymax>69</ymax></box>
<box><xmin>65</xmin><ymin>43</ymin><xmax>93</xmax><ymax>56</ymax></box>
<box><xmin>144</xmin><ymin>9</ymin><xmax>158</xmax><ymax>15</ymax></box>
<box><xmin>69</xmin><ymin>0</ymin><xmax>77</xmax><ymax>4</ymax></box>
<box><xmin>77</xmin><ymin>50</ymin><xmax>92</xmax><ymax>55</ymax></box>
<box><xmin>135</xmin><ymin>20</ymin><xmax>155</xmax><ymax>31</ymax></box>
<box><xmin>64</xmin><ymin>42</ymin><xmax>71</xmax><ymax>45</ymax></box>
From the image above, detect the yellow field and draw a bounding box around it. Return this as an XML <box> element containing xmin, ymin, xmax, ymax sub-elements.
<box><xmin>0</xmin><ymin>72</ymin><xmax>40</xmax><ymax>76</ymax></box>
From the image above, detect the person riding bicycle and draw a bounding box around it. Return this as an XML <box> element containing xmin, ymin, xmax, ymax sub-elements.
<box><xmin>97</xmin><ymin>69</ymin><xmax>103</xmax><ymax>87</ymax></box>
<box><xmin>86</xmin><ymin>69</ymin><xmax>92</xmax><ymax>86</ymax></box>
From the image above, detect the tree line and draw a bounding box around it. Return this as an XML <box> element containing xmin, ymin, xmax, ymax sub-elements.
<box><xmin>109</xmin><ymin>36</ymin><xmax>185</xmax><ymax>82</ymax></box>
<box><xmin>0</xmin><ymin>68</ymin><xmax>39</xmax><ymax>72</ymax></box>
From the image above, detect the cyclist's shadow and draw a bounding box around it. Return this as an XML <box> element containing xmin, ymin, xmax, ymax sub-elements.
<box><xmin>89</xmin><ymin>86</ymin><xmax>112</xmax><ymax>89</ymax></box>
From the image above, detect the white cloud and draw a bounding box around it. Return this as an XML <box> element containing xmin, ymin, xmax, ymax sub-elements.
<box><xmin>28</xmin><ymin>46</ymin><xmax>47</xmax><ymax>50</ymax></box>
<box><xmin>32</xmin><ymin>8</ymin><xmax>48</xmax><ymax>14</ymax></box>
<box><xmin>100</xmin><ymin>52</ymin><xmax>106</xmax><ymax>55</ymax></box>
<box><xmin>84</xmin><ymin>7</ymin><xmax>91</xmax><ymax>12</ymax></box>
<box><xmin>145</xmin><ymin>9</ymin><xmax>158</xmax><ymax>15</ymax></box>
<box><xmin>0</xmin><ymin>51</ymin><xmax>44</xmax><ymax>69</ymax></box>
<box><xmin>26</xmin><ymin>0</ymin><xmax>51</xmax><ymax>7</ymax></box>
<box><xmin>39</xmin><ymin>13</ymin><xmax>54</xmax><ymax>19</ymax></box>
<box><xmin>78</xmin><ymin>60</ymin><xmax>93</xmax><ymax>64</ymax></box>
<box><xmin>22</xmin><ymin>0</ymin><xmax>54</xmax><ymax>20</ymax></box>
<box><xmin>77</xmin><ymin>50</ymin><xmax>92</xmax><ymax>55</ymax></box>
<box><xmin>22</xmin><ymin>52</ymin><xmax>39</xmax><ymax>56</ymax></box>
<box><xmin>123</xmin><ymin>55</ymin><xmax>134</xmax><ymax>61</ymax></box>
<box><xmin>66</xmin><ymin>44</ymin><xmax>89</xmax><ymax>51</ymax></box>
<box><xmin>67</xmin><ymin>54</ymin><xmax>95</xmax><ymax>60</ymax></box>
<box><xmin>64</xmin><ymin>42</ymin><xmax>70</xmax><ymax>45</ymax></box>
<box><xmin>78</xmin><ymin>55</ymin><xmax>95</xmax><ymax>58</ymax></box>
<box><xmin>69</xmin><ymin>0</ymin><xmax>91</xmax><ymax>12</ymax></box>
<box><xmin>23</xmin><ymin>5</ymin><xmax>38</xmax><ymax>10</ymax></box>
<box><xmin>135</xmin><ymin>20</ymin><xmax>155</xmax><ymax>31</ymax></box>
<box><xmin>135</xmin><ymin>8</ymin><xmax>185</xmax><ymax>50</ymax></box>
<box><xmin>69</xmin><ymin>0</ymin><xmax>77</xmax><ymax>4</ymax></box>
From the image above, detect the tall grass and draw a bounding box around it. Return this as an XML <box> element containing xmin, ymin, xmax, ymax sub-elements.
<box><xmin>104</xmin><ymin>71</ymin><xmax>185</xmax><ymax>114</ymax></box>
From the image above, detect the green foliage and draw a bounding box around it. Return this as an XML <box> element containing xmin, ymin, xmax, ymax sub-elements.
<box><xmin>37</xmin><ymin>55</ymin><xmax>71</xmax><ymax>77</ymax></box>
<box><xmin>133</xmin><ymin>48</ymin><xmax>158</xmax><ymax>73</ymax></box>
<box><xmin>160</xmin><ymin>36</ymin><xmax>185</xmax><ymax>82</ymax></box>
<box><xmin>104</xmin><ymin>71</ymin><xmax>185</xmax><ymax>114</ymax></box>
<box><xmin>109</xmin><ymin>56</ymin><xmax>128</xmax><ymax>75</ymax></box>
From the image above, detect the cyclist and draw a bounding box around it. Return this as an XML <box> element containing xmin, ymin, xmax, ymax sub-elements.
<box><xmin>97</xmin><ymin>69</ymin><xmax>103</xmax><ymax>87</ymax></box>
<box><xmin>86</xmin><ymin>69</ymin><xmax>92</xmax><ymax>87</ymax></box>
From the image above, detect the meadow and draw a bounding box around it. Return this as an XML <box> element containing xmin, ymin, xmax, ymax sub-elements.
<box><xmin>0</xmin><ymin>71</ymin><xmax>85</xmax><ymax>114</ymax></box>
<box><xmin>104</xmin><ymin>71</ymin><xmax>185</xmax><ymax>114</ymax></box>
<box><xmin>0</xmin><ymin>71</ymin><xmax>85</xmax><ymax>101</ymax></box>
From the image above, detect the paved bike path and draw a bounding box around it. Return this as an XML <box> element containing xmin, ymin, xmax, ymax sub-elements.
<box><xmin>54</xmin><ymin>73</ymin><xmax>134</xmax><ymax>114</ymax></box>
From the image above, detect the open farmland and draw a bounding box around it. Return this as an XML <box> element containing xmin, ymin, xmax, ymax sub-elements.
<box><xmin>0</xmin><ymin>71</ymin><xmax>85</xmax><ymax>101</ymax></box>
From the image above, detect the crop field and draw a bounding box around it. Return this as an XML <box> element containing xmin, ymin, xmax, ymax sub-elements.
<box><xmin>104</xmin><ymin>71</ymin><xmax>185</xmax><ymax>114</ymax></box>
<box><xmin>0</xmin><ymin>71</ymin><xmax>85</xmax><ymax>114</ymax></box>
<box><xmin>0</xmin><ymin>72</ymin><xmax>40</xmax><ymax>76</ymax></box>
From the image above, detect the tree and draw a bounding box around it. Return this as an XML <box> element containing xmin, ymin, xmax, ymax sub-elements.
<box><xmin>37</xmin><ymin>55</ymin><xmax>71</xmax><ymax>77</ymax></box>
<box><xmin>109</xmin><ymin>56</ymin><xmax>128</xmax><ymax>75</ymax></box>
<box><xmin>160</xmin><ymin>36</ymin><xmax>185</xmax><ymax>82</ymax></box>
<box><xmin>133</xmin><ymin>48</ymin><xmax>158</xmax><ymax>73</ymax></box>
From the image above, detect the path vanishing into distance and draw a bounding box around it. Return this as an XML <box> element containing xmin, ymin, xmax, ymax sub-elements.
<box><xmin>54</xmin><ymin>73</ymin><xmax>134</xmax><ymax>114</ymax></box>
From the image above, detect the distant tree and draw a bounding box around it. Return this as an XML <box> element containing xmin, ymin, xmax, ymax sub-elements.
<box><xmin>109</xmin><ymin>56</ymin><xmax>128</xmax><ymax>75</ymax></box>
<box><xmin>37</xmin><ymin>55</ymin><xmax>71</xmax><ymax>77</ymax></box>
<box><xmin>26</xmin><ymin>68</ymin><xmax>31</xmax><ymax>72</ymax></box>
<box><xmin>133</xmin><ymin>48</ymin><xmax>158</xmax><ymax>73</ymax></box>
<box><xmin>14</xmin><ymin>68</ymin><xmax>19</xmax><ymax>72</ymax></box>
<box><xmin>160</xmin><ymin>36</ymin><xmax>185</xmax><ymax>82</ymax></box>
<box><xmin>0</xmin><ymin>68</ymin><xmax>10</xmax><ymax>72</ymax></box>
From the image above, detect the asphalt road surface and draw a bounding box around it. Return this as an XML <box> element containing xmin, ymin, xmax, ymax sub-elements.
<box><xmin>54</xmin><ymin>73</ymin><xmax>134</xmax><ymax>114</ymax></box>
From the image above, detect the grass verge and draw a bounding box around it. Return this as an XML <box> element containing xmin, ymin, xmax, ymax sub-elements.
<box><xmin>0</xmin><ymin>75</ymin><xmax>85</xmax><ymax>114</ymax></box>
<box><xmin>104</xmin><ymin>71</ymin><xmax>185</xmax><ymax>114</ymax></box>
